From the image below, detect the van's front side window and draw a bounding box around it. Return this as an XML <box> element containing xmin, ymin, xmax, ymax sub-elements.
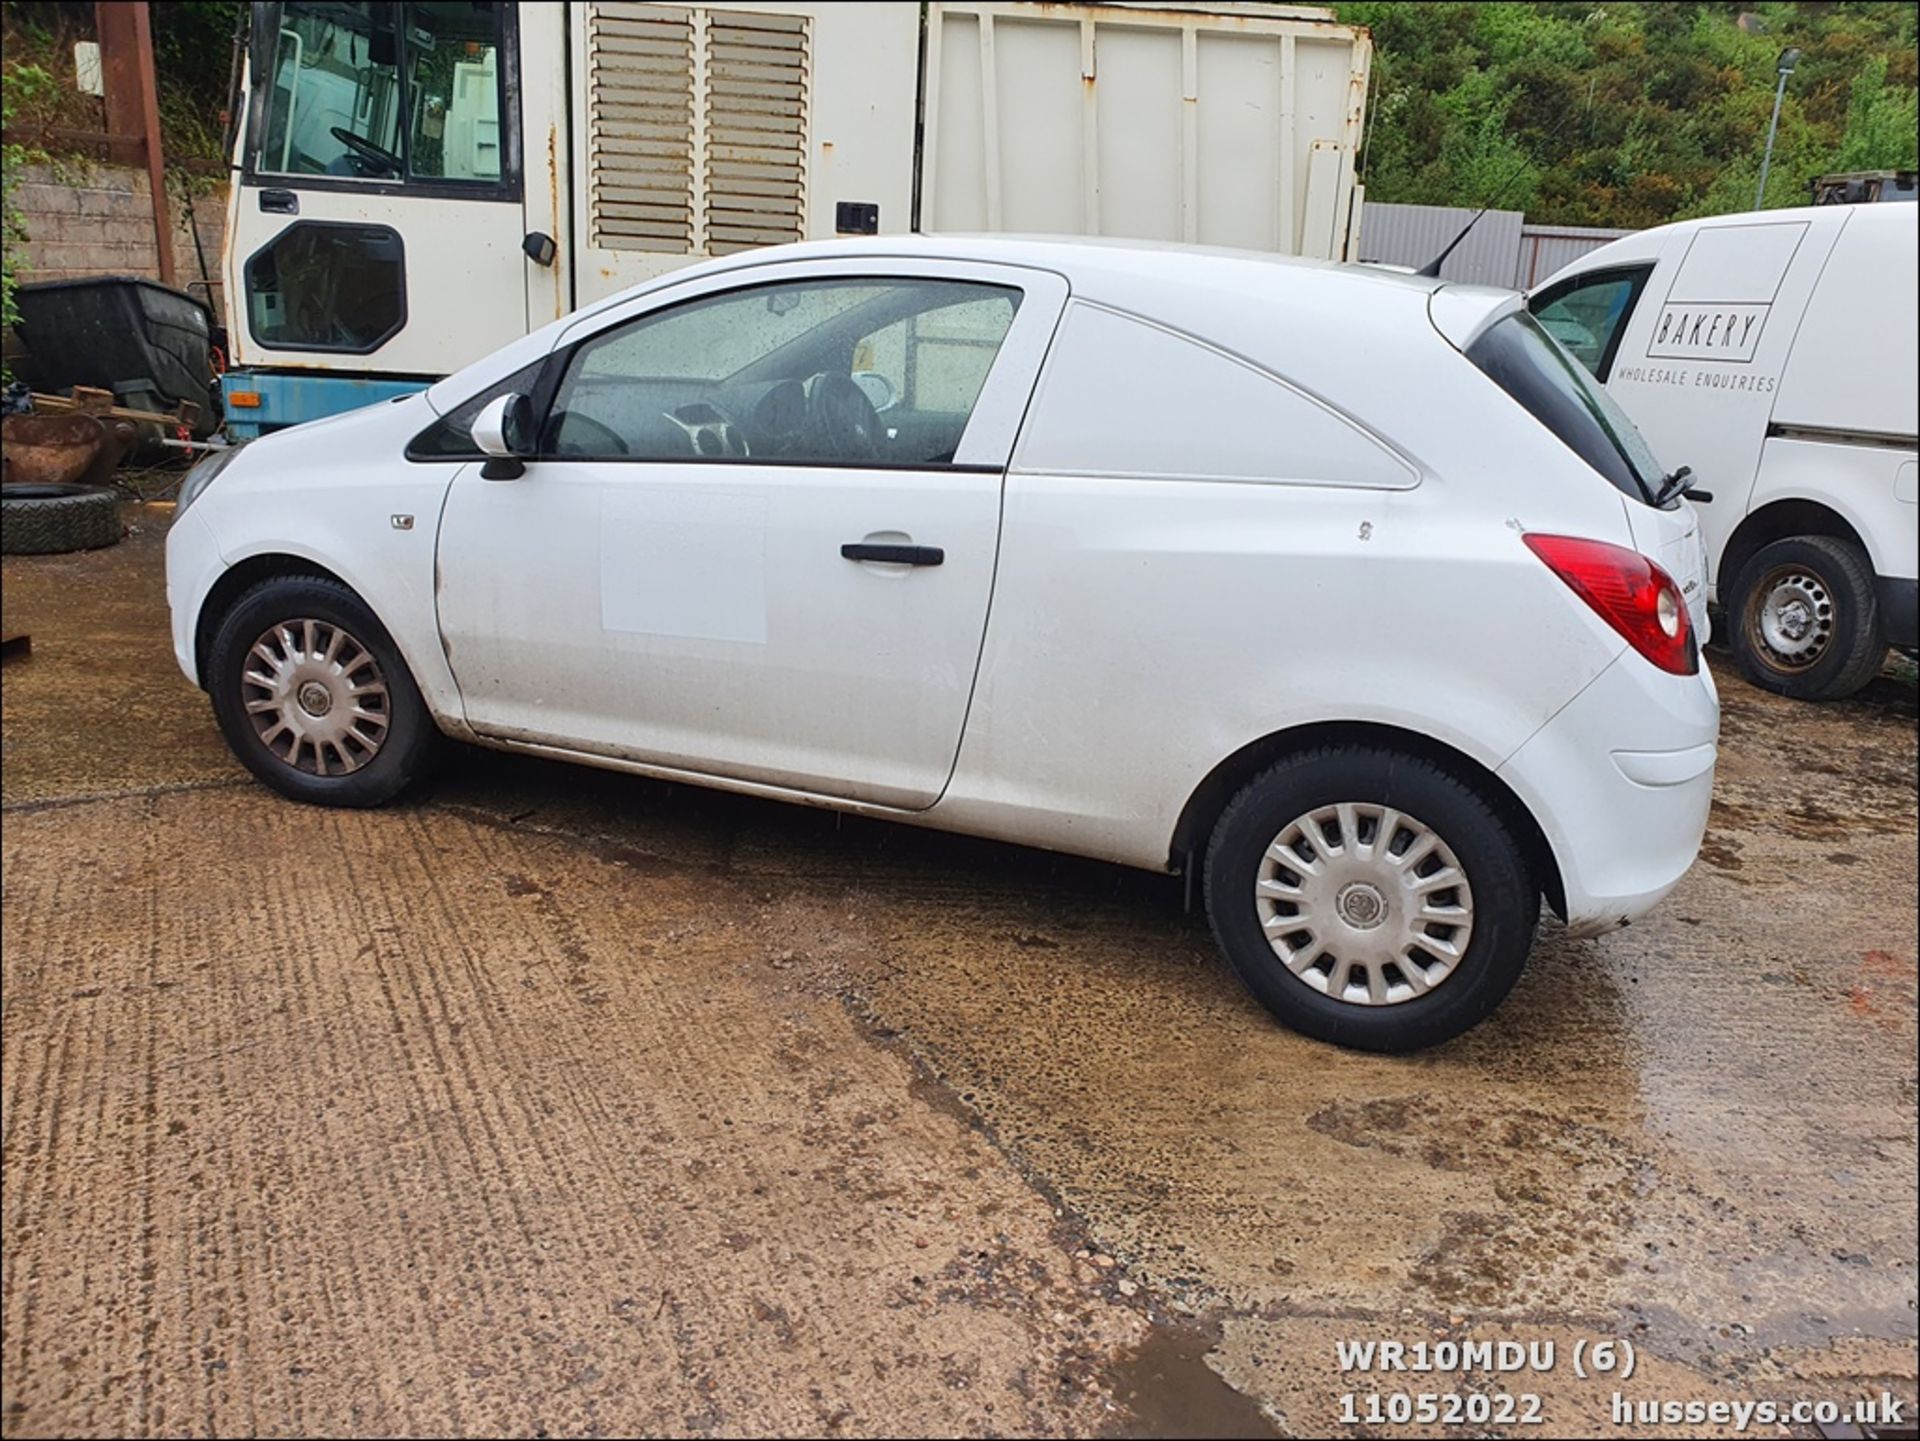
<box><xmin>254</xmin><ymin>2</ymin><xmax>508</xmax><ymax>186</ymax></box>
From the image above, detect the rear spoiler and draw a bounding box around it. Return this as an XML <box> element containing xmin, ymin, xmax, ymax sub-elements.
<box><xmin>1428</xmin><ymin>286</ymin><xmax>1526</xmax><ymax>354</ymax></box>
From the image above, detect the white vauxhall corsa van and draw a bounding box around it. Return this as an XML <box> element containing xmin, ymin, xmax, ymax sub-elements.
<box><xmin>167</xmin><ymin>236</ymin><xmax>1718</xmax><ymax>1053</ymax></box>
<box><xmin>1531</xmin><ymin>203</ymin><xmax>1918</xmax><ymax>700</ymax></box>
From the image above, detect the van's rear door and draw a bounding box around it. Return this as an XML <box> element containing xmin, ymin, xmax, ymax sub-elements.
<box><xmin>1625</xmin><ymin>495</ymin><xmax>1711</xmax><ymax>642</ymax></box>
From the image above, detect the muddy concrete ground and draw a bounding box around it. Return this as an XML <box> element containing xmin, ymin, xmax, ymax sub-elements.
<box><xmin>4</xmin><ymin>505</ymin><xmax>1916</xmax><ymax>1437</ymax></box>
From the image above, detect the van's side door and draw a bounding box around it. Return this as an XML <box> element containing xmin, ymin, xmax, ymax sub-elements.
<box><xmin>433</xmin><ymin>259</ymin><xmax>1067</xmax><ymax>810</ymax></box>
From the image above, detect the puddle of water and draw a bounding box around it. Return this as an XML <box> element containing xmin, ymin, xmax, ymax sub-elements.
<box><xmin>1101</xmin><ymin>1327</ymin><xmax>1278</xmax><ymax>1440</ymax></box>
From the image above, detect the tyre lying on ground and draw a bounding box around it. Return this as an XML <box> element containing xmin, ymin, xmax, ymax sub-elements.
<box><xmin>0</xmin><ymin>483</ymin><xmax>124</xmax><ymax>555</ymax></box>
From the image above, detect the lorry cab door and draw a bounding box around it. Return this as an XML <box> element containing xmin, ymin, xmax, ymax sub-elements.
<box><xmin>227</xmin><ymin>2</ymin><xmax>562</xmax><ymax>395</ymax></box>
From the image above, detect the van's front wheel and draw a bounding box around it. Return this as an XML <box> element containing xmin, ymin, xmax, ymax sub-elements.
<box><xmin>1203</xmin><ymin>748</ymin><xmax>1538</xmax><ymax>1052</ymax></box>
<box><xmin>208</xmin><ymin>575</ymin><xmax>439</xmax><ymax>806</ymax></box>
<box><xmin>1728</xmin><ymin>535</ymin><xmax>1885</xmax><ymax>701</ymax></box>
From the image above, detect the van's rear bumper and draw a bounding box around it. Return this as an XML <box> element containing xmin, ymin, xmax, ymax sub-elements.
<box><xmin>1498</xmin><ymin>652</ymin><xmax>1719</xmax><ymax>939</ymax></box>
<box><xmin>1877</xmin><ymin>575</ymin><xmax>1917</xmax><ymax>650</ymax></box>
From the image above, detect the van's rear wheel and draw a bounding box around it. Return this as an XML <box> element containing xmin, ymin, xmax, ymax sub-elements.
<box><xmin>1203</xmin><ymin>748</ymin><xmax>1537</xmax><ymax>1052</ymax></box>
<box><xmin>1728</xmin><ymin>535</ymin><xmax>1884</xmax><ymax>701</ymax></box>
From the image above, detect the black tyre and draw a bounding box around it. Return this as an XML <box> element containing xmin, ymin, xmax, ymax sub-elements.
<box><xmin>1203</xmin><ymin>747</ymin><xmax>1538</xmax><ymax>1053</ymax></box>
<box><xmin>0</xmin><ymin>483</ymin><xmax>123</xmax><ymax>554</ymax></box>
<box><xmin>207</xmin><ymin>575</ymin><xmax>439</xmax><ymax>807</ymax></box>
<box><xmin>1727</xmin><ymin>535</ymin><xmax>1885</xmax><ymax>701</ymax></box>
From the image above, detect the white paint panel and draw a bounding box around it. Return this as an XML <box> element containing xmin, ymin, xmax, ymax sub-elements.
<box><xmin>226</xmin><ymin>188</ymin><xmax>529</xmax><ymax>374</ymax></box>
<box><xmin>600</xmin><ymin>488</ymin><xmax>768</xmax><ymax>642</ymax></box>
<box><xmin>1667</xmin><ymin>222</ymin><xmax>1806</xmax><ymax>304</ymax></box>
<box><xmin>1300</xmin><ymin>139</ymin><xmax>1342</xmax><ymax>260</ymax></box>
<box><xmin>1773</xmin><ymin>207</ymin><xmax>1918</xmax><ymax>437</ymax></box>
<box><xmin>1016</xmin><ymin>303</ymin><xmax>1416</xmax><ymax>489</ymax></box>
<box><xmin>1194</xmin><ymin>31</ymin><xmax>1282</xmax><ymax>251</ymax></box>
<box><xmin>992</xmin><ymin>18</ymin><xmax>1084</xmax><ymax>233</ymax></box>
<box><xmin>928</xmin><ymin>12</ymin><xmax>985</xmax><ymax>231</ymax></box>
<box><xmin>1094</xmin><ymin>26</ymin><xmax>1184</xmax><ymax>243</ymax></box>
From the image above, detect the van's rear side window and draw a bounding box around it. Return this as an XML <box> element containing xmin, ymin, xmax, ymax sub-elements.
<box><xmin>1467</xmin><ymin>312</ymin><xmax>1666</xmax><ymax>504</ymax></box>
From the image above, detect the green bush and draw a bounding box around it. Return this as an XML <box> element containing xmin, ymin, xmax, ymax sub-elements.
<box><xmin>1340</xmin><ymin>1</ymin><xmax>1919</xmax><ymax>226</ymax></box>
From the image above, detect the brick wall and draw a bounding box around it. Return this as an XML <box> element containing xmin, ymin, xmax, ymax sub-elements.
<box><xmin>9</xmin><ymin>162</ymin><xmax>229</xmax><ymax>322</ymax></box>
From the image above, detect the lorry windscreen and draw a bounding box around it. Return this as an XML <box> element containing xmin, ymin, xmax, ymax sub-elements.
<box><xmin>253</xmin><ymin>2</ymin><xmax>509</xmax><ymax>187</ymax></box>
<box><xmin>1467</xmin><ymin>312</ymin><xmax>1665</xmax><ymax>505</ymax></box>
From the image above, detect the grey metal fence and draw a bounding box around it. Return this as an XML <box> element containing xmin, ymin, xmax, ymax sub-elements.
<box><xmin>1355</xmin><ymin>201</ymin><xmax>1634</xmax><ymax>290</ymax></box>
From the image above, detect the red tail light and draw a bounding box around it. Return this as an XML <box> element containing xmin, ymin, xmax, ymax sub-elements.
<box><xmin>1523</xmin><ymin>533</ymin><xmax>1698</xmax><ymax>676</ymax></box>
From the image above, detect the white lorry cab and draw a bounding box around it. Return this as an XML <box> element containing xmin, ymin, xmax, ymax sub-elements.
<box><xmin>219</xmin><ymin>1</ymin><xmax>1372</xmax><ymax>437</ymax></box>
<box><xmin>1530</xmin><ymin>202</ymin><xmax>1919</xmax><ymax>700</ymax></box>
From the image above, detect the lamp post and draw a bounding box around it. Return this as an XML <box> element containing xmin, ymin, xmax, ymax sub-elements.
<box><xmin>1755</xmin><ymin>47</ymin><xmax>1802</xmax><ymax>209</ymax></box>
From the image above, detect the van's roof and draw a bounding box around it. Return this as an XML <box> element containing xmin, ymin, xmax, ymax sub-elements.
<box><xmin>1534</xmin><ymin>200</ymin><xmax>1915</xmax><ymax>285</ymax></box>
<box><xmin>591</xmin><ymin>231</ymin><xmax>1477</xmax><ymax>316</ymax></box>
<box><xmin>431</xmin><ymin>233</ymin><xmax>1522</xmax><ymax>414</ymax></box>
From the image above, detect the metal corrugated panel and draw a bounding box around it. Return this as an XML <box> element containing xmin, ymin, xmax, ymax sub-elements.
<box><xmin>587</xmin><ymin>4</ymin><xmax>696</xmax><ymax>254</ymax></box>
<box><xmin>924</xmin><ymin>3</ymin><xmax>1371</xmax><ymax>258</ymax></box>
<box><xmin>1513</xmin><ymin>225</ymin><xmax>1635</xmax><ymax>289</ymax></box>
<box><xmin>1355</xmin><ymin>202</ymin><xmax>1525</xmax><ymax>287</ymax></box>
<box><xmin>705</xmin><ymin>9</ymin><xmax>809</xmax><ymax>255</ymax></box>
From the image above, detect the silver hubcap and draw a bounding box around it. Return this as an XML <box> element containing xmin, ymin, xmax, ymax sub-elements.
<box><xmin>1255</xmin><ymin>802</ymin><xmax>1475</xmax><ymax>1007</ymax></box>
<box><xmin>1750</xmin><ymin>567</ymin><xmax>1834</xmax><ymax>671</ymax></box>
<box><xmin>243</xmin><ymin>618</ymin><xmax>391</xmax><ymax>776</ymax></box>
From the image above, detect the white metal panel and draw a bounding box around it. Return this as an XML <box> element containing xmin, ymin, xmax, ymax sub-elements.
<box><xmin>1300</xmin><ymin>139</ymin><xmax>1342</xmax><ymax>259</ymax></box>
<box><xmin>1773</xmin><ymin>206</ymin><xmax>1918</xmax><ymax>438</ymax></box>
<box><xmin>923</xmin><ymin>2</ymin><xmax>1370</xmax><ymax>258</ymax></box>
<box><xmin>225</xmin><ymin>186</ymin><xmax>530</xmax><ymax>375</ymax></box>
<box><xmin>1015</xmin><ymin>301</ymin><xmax>1417</xmax><ymax>487</ymax></box>
<box><xmin>519</xmin><ymin>4</ymin><xmax>576</xmax><ymax>328</ymax></box>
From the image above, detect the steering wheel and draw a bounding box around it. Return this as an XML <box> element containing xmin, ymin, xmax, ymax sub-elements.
<box><xmin>802</xmin><ymin>372</ymin><xmax>882</xmax><ymax>461</ymax></box>
<box><xmin>546</xmin><ymin>411</ymin><xmax>630</xmax><ymax>457</ymax></box>
<box><xmin>750</xmin><ymin>379</ymin><xmax>808</xmax><ymax>457</ymax></box>
<box><xmin>330</xmin><ymin>126</ymin><xmax>402</xmax><ymax>177</ymax></box>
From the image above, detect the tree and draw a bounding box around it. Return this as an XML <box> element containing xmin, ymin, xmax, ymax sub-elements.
<box><xmin>1339</xmin><ymin>1</ymin><xmax>1920</xmax><ymax>226</ymax></box>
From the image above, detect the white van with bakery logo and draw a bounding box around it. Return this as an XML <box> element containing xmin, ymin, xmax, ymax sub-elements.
<box><xmin>1530</xmin><ymin>202</ymin><xmax>1917</xmax><ymax>700</ymax></box>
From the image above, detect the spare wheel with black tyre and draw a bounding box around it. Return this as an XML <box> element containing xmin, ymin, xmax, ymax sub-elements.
<box><xmin>1</xmin><ymin>483</ymin><xmax>123</xmax><ymax>554</ymax></box>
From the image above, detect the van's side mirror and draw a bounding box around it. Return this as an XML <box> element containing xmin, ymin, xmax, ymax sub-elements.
<box><xmin>473</xmin><ymin>393</ymin><xmax>533</xmax><ymax>480</ymax></box>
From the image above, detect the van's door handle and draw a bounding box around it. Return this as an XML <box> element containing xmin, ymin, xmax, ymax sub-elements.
<box><xmin>841</xmin><ymin>542</ymin><xmax>943</xmax><ymax>566</ymax></box>
<box><xmin>1683</xmin><ymin>485</ymin><xmax>1714</xmax><ymax>503</ymax></box>
<box><xmin>259</xmin><ymin>188</ymin><xmax>299</xmax><ymax>214</ymax></box>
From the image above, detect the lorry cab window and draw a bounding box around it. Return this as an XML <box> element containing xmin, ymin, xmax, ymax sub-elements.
<box><xmin>255</xmin><ymin>1</ymin><xmax>508</xmax><ymax>185</ymax></box>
